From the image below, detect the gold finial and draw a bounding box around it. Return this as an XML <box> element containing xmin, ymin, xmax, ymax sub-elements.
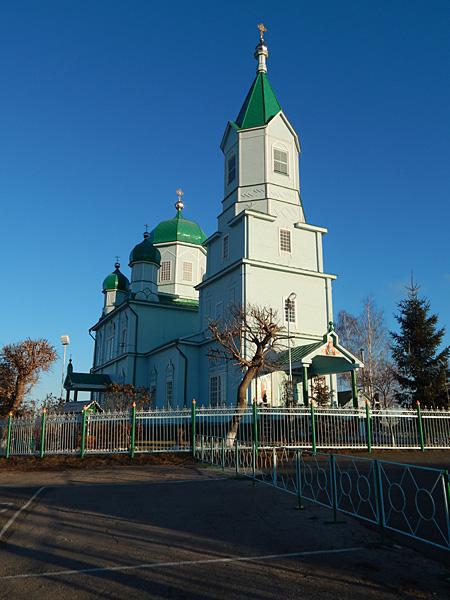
<box><xmin>257</xmin><ymin>23</ymin><xmax>267</xmax><ymax>42</ymax></box>
<box><xmin>175</xmin><ymin>188</ymin><xmax>184</xmax><ymax>212</ymax></box>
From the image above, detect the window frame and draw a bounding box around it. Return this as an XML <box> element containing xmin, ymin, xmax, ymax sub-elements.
<box><xmin>222</xmin><ymin>234</ymin><xmax>229</xmax><ymax>260</ymax></box>
<box><xmin>279</xmin><ymin>228</ymin><xmax>292</xmax><ymax>254</ymax></box>
<box><xmin>182</xmin><ymin>261</ymin><xmax>193</xmax><ymax>282</ymax></box>
<box><xmin>159</xmin><ymin>260</ymin><xmax>172</xmax><ymax>282</ymax></box>
<box><xmin>227</xmin><ymin>154</ymin><xmax>236</xmax><ymax>184</ymax></box>
<box><xmin>283</xmin><ymin>297</ymin><xmax>297</xmax><ymax>325</ymax></box>
<box><xmin>273</xmin><ymin>148</ymin><xmax>289</xmax><ymax>175</ymax></box>
<box><xmin>209</xmin><ymin>374</ymin><xmax>223</xmax><ymax>407</ymax></box>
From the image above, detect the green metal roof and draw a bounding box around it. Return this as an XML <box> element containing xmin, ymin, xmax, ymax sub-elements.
<box><xmin>234</xmin><ymin>72</ymin><xmax>282</xmax><ymax>129</ymax></box>
<box><xmin>276</xmin><ymin>342</ymin><xmax>324</xmax><ymax>367</ymax></box>
<box><xmin>102</xmin><ymin>266</ymin><xmax>130</xmax><ymax>292</ymax></box>
<box><xmin>150</xmin><ymin>211</ymin><xmax>207</xmax><ymax>246</ymax></box>
<box><xmin>129</xmin><ymin>235</ymin><xmax>161</xmax><ymax>266</ymax></box>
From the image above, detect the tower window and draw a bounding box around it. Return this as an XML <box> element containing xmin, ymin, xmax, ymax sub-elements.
<box><xmin>284</xmin><ymin>298</ymin><xmax>296</xmax><ymax>323</ymax></box>
<box><xmin>279</xmin><ymin>229</ymin><xmax>291</xmax><ymax>253</ymax></box>
<box><xmin>274</xmin><ymin>149</ymin><xmax>288</xmax><ymax>175</ymax></box>
<box><xmin>223</xmin><ymin>235</ymin><xmax>229</xmax><ymax>260</ymax></box>
<box><xmin>227</xmin><ymin>154</ymin><xmax>236</xmax><ymax>184</ymax></box>
<box><xmin>160</xmin><ymin>261</ymin><xmax>171</xmax><ymax>282</ymax></box>
<box><xmin>182</xmin><ymin>261</ymin><xmax>193</xmax><ymax>282</ymax></box>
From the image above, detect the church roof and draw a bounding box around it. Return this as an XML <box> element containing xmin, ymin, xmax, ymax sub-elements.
<box><xmin>102</xmin><ymin>263</ymin><xmax>130</xmax><ymax>292</ymax></box>
<box><xmin>150</xmin><ymin>211</ymin><xmax>207</xmax><ymax>246</ymax></box>
<box><xmin>129</xmin><ymin>233</ymin><xmax>161</xmax><ymax>266</ymax></box>
<box><xmin>234</xmin><ymin>72</ymin><xmax>282</xmax><ymax>129</ymax></box>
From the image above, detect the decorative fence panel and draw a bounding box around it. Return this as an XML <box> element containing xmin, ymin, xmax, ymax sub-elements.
<box><xmin>194</xmin><ymin>436</ymin><xmax>450</xmax><ymax>552</ymax></box>
<box><xmin>1</xmin><ymin>404</ymin><xmax>450</xmax><ymax>457</ymax></box>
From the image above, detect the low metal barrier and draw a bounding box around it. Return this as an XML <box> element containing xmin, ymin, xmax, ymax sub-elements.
<box><xmin>0</xmin><ymin>403</ymin><xmax>449</xmax><ymax>457</ymax></box>
<box><xmin>194</xmin><ymin>435</ymin><xmax>450</xmax><ymax>552</ymax></box>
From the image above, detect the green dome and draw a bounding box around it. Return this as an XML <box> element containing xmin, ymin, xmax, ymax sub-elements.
<box><xmin>150</xmin><ymin>211</ymin><xmax>207</xmax><ymax>246</ymax></box>
<box><xmin>129</xmin><ymin>233</ymin><xmax>161</xmax><ymax>266</ymax></box>
<box><xmin>103</xmin><ymin>263</ymin><xmax>130</xmax><ymax>292</ymax></box>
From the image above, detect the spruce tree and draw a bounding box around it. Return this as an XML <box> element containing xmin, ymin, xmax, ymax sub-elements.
<box><xmin>391</xmin><ymin>282</ymin><xmax>449</xmax><ymax>408</ymax></box>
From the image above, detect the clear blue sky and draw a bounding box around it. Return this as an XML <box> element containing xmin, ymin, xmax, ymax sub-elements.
<box><xmin>1</xmin><ymin>0</ymin><xmax>449</xmax><ymax>401</ymax></box>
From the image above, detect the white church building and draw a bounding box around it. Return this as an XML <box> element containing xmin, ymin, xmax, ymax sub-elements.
<box><xmin>71</xmin><ymin>29</ymin><xmax>362</xmax><ymax>408</ymax></box>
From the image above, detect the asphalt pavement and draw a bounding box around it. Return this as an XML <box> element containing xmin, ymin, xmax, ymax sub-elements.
<box><xmin>0</xmin><ymin>461</ymin><xmax>449</xmax><ymax>599</ymax></box>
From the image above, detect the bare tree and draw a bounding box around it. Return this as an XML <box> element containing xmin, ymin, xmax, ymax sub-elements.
<box><xmin>0</xmin><ymin>339</ymin><xmax>57</xmax><ymax>416</ymax></box>
<box><xmin>336</xmin><ymin>297</ymin><xmax>393</xmax><ymax>407</ymax></box>
<box><xmin>372</xmin><ymin>360</ymin><xmax>398</xmax><ymax>408</ymax></box>
<box><xmin>208</xmin><ymin>304</ymin><xmax>285</xmax><ymax>441</ymax></box>
<box><xmin>103</xmin><ymin>383</ymin><xmax>151</xmax><ymax>411</ymax></box>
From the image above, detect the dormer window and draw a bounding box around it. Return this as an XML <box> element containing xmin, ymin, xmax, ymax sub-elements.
<box><xmin>274</xmin><ymin>148</ymin><xmax>288</xmax><ymax>175</ymax></box>
<box><xmin>279</xmin><ymin>229</ymin><xmax>291</xmax><ymax>253</ymax></box>
<box><xmin>222</xmin><ymin>235</ymin><xmax>229</xmax><ymax>260</ymax></box>
<box><xmin>227</xmin><ymin>154</ymin><xmax>236</xmax><ymax>184</ymax></box>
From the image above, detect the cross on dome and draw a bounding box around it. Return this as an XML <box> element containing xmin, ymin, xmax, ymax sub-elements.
<box><xmin>255</xmin><ymin>23</ymin><xmax>269</xmax><ymax>73</ymax></box>
<box><xmin>257</xmin><ymin>23</ymin><xmax>267</xmax><ymax>42</ymax></box>
<box><xmin>114</xmin><ymin>256</ymin><xmax>120</xmax><ymax>268</ymax></box>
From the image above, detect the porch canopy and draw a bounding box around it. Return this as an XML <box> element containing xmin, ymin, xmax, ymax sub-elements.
<box><xmin>63</xmin><ymin>359</ymin><xmax>112</xmax><ymax>402</ymax></box>
<box><xmin>276</xmin><ymin>326</ymin><xmax>363</xmax><ymax>406</ymax></box>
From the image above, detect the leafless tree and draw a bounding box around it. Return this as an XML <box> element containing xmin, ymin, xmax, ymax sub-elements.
<box><xmin>336</xmin><ymin>297</ymin><xmax>394</xmax><ymax>407</ymax></box>
<box><xmin>0</xmin><ymin>338</ymin><xmax>57</xmax><ymax>417</ymax></box>
<box><xmin>208</xmin><ymin>304</ymin><xmax>285</xmax><ymax>442</ymax></box>
<box><xmin>372</xmin><ymin>360</ymin><xmax>398</xmax><ymax>408</ymax></box>
<box><xmin>103</xmin><ymin>383</ymin><xmax>151</xmax><ymax>411</ymax></box>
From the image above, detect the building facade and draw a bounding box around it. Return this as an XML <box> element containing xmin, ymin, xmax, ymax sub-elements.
<box><xmin>88</xmin><ymin>31</ymin><xmax>362</xmax><ymax>408</ymax></box>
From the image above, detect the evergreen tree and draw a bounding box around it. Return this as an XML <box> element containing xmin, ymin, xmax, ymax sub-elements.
<box><xmin>391</xmin><ymin>282</ymin><xmax>449</xmax><ymax>408</ymax></box>
<box><xmin>311</xmin><ymin>376</ymin><xmax>332</xmax><ymax>406</ymax></box>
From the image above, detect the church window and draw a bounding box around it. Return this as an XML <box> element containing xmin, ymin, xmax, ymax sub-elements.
<box><xmin>160</xmin><ymin>261</ymin><xmax>172</xmax><ymax>282</ymax></box>
<box><xmin>209</xmin><ymin>374</ymin><xmax>223</xmax><ymax>406</ymax></box>
<box><xmin>274</xmin><ymin>148</ymin><xmax>288</xmax><ymax>175</ymax></box>
<box><xmin>149</xmin><ymin>368</ymin><xmax>157</xmax><ymax>408</ymax></box>
<box><xmin>222</xmin><ymin>235</ymin><xmax>229</xmax><ymax>260</ymax></box>
<box><xmin>166</xmin><ymin>380</ymin><xmax>173</xmax><ymax>408</ymax></box>
<box><xmin>284</xmin><ymin>298</ymin><xmax>296</xmax><ymax>323</ymax></box>
<box><xmin>183</xmin><ymin>261</ymin><xmax>193</xmax><ymax>282</ymax></box>
<box><xmin>279</xmin><ymin>229</ymin><xmax>291</xmax><ymax>253</ymax></box>
<box><xmin>227</xmin><ymin>154</ymin><xmax>236</xmax><ymax>184</ymax></box>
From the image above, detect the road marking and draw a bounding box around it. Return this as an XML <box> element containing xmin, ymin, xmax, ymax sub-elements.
<box><xmin>0</xmin><ymin>487</ymin><xmax>45</xmax><ymax>541</ymax></box>
<box><xmin>0</xmin><ymin>546</ymin><xmax>364</xmax><ymax>580</ymax></box>
<box><xmin>0</xmin><ymin>503</ymin><xmax>13</xmax><ymax>514</ymax></box>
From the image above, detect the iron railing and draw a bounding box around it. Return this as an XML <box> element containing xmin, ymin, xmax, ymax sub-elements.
<box><xmin>0</xmin><ymin>404</ymin><xmax>449</xmax><ymax>457</ymax></box>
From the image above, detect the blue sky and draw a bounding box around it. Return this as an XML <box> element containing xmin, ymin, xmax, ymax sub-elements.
<box><xmin>1</xmin><ymin>0</ymin><xmax>449</xmax><ymax>401</ymax></box>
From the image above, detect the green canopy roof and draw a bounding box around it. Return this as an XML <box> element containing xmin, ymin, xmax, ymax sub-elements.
<box><xmin>150</xmin><ymin>211</ymin><xmax>207</xmax><ymax>246</ymax></box>
<box><xmin>235</xmin><ymin>72</ymin><xmax>282</xmax><ymax>129</ymax></box>
<box><xmin>102</xmin><ymin>265</ymin><xmax>130</xmax><ymax>292</ymax></box>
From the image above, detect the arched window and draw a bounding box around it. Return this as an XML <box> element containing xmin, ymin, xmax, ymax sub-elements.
<box><xmin>150</xmin><ymin>367</ymin><xmax>157</xmax><ymax>407</ymax></box>
<box><xmin>165</xmin><ymin>361</ymin><xmax>174</xmax><ymax>408</ymax></box>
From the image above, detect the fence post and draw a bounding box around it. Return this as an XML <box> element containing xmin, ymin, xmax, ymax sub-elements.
<box><xmin>443</xmin><ymin>470</ymin><xmax>450</xmax><ymax>548</ymax></box>
<box><xmin>373</xmin><ymin>459</ymin><xmax>385</xmax><ymax>543</ymax></box>
<box><xmin>130</xmin><ymin>402</ymin><xmax>136</xmax><ymax>458</ymax></box>
<box><xmin>252</xmin><ymin>401</ymin><xmax>259</xmax><ymax>452</ymax></box>
<box><xmin>272</xmin><ymin>446</ymin><xmax>277</xmax><ymax>487</ymax></box>
<box><xmin>6</xmin><ymin>412</ymin><xmax>12</xmax><ymax>458</ymax></box>
<box><xmin>39</xmin><ymin>409</ymin><xmax>47</xmax><ymax>459</ymax></box>
<box><xmin>365</xmin><ymin>402</ymin><xmax>372</xmax><ymax>453</ymax></box>
<box><xmin>416</xmin><ymin>402</ymin><xmax>425</xmax><ymax>452</ymax></box>
<box><xmin>221</xmin><ymin>438</ymin><xmax>225</xmax><ymax>470</ymax></box>
<box><xmin>330</xmin><ymin>453</ymin><xmax>338</xmax><ymax>523</ymax></box>
<box><xmin>235</xmin><ymin>439</ymin><xmax>240</xmax><ymax>477</ymax></box>
<box><xmin>252</xmin><ymin>442</ymin><xmax>256</xmax><ymax>480</ymax></box>
<box><xmin>80</xmin><ymin>407</ymin><xmax>87</xmax><ymax>458</ymax></box>
<box><xmin>295</xmin><ymin>450</ymin><xmax>304</xmax><ymax>509</ymax></box>
<box><xmin>310</xmin><ymin>403</ymin><xmax>317</xmax><ymax>454</ymax></box>
<box><xmin>191</xmin><ymin>399</ymin><xmax>196</xmax><ymax>457</ymax></box>
<box><xmin>201</xmin><ymin>435</ymin><xmax>204</xmax><ymax>462</ymax></box>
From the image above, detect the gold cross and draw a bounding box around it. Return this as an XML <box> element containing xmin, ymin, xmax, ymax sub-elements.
<box><xmin>176</xmin><ymin>188</ymin><xmax>184</xmax><ymax>199</ymax></box>
<box><xmin>257</xmin><ymin>23</ymin><xmax>267</xmax><ymax>42</ymax></box>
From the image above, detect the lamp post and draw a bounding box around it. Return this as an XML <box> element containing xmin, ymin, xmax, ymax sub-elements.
<box><xmin>60</xmin><ymin>335</ymin><xmax>70</xmax><ymax>401</ymax></box>
<box><xmin>286</xmin><ymin>292</ymin><xmax>297</xmax><ymax>404</ymax></box>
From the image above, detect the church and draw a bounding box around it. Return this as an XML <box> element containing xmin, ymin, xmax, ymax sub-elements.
<box><xmin>71</xmin><ymin>27</ymin><xmax>362</xmax><ymax>409</ymax></box>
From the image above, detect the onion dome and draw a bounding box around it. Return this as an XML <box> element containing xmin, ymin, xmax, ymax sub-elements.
<box><xmin>149</xmin><ymin>189</ymin><xmax>207</xmax><ymax>246</ymax></box>
<box><xmin>129</xmin><ymin>231</ymin><xmax>161</xmax><ymax>266</ymax></box>
<box><xmin>102</xmin><ymin>261</ymin><xmax>130</xmax><ymax>292</ymax></box>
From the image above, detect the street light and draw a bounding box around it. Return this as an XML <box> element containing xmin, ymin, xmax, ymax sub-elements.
<box><xmin>60</xmin><ymin>335</ymin><xmax>70</xmax><ymax>401</ymax></box>
<box><xmin>286</xmin><ymin>292</ymin><xmax>297</xmax><ymax>404</ymax></box>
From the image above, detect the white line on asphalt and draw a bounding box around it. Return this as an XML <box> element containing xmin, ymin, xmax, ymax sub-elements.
<box><xmin>0</xmin><ymin>503</ymin><xmax>13</xmax><ymax>514</ymax></box>
<box><xmin>0</xmin><ymin>547</ymin><xmax>364</xmax><ymax>580</ymax></box>
<box><xmin>0</xmin><ymin>487</ymin><xmax>45</xmax><ymax>541</ymax></box>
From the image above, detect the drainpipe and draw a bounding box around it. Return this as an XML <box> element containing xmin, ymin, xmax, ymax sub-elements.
<box><xmin>127</xmin><ymin>304</ymin><xmax>139</xmax><ymax>386</ymax></box>
<box><xmin>88</xmin><ymin>329</ymin><xmax>96</xmax><ymax>372</ymax></box>
<box><xmin>175</xmin><ymin>340</ymin><xmax>188</xmax><ymax>407</ymax></box>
